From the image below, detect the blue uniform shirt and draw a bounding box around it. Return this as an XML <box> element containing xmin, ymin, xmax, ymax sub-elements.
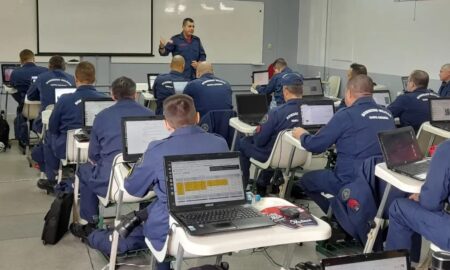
<box><xmin>124</xmin><ymin>125</ymin><xmax>229</xmax><ymax>252</ymax></box>
<box><xmin>183</xmin><ymin>73</ymin><xmax>233</xmax><ymax>117</ymax></box>
<box><xmin>159</xmin><ymin>33</ymin><xmax>207</xmax><ymax>80</ymax></box>
<box><xmin>27</xmin><ymin>69</ymin><xmax>75</xmax><ymax>110</ymax></box>
<box><xmin>256</xmin><ymin>67</ymin><xmax>293</xmax><ymax>105</ymax></box>
<box><xmin>300</xmin><ymin>96</ymin><xmax>396</xmax><ymax>182</ymax></box>
<box><xmin>438</xmin><ymin>81</ymin><xmax>450</xmax><ymax>97</ymax></box>
<box><xmin>387</xmin><ymin>88</ymin><xmax>439</xmax><ymax>132</ymax></box>
<box><xmin>9</xmin><ymin>62</ymin><xmax>48</xmax><ymax>102</ymax></box>
<box><xmin>88</xmin><ymin>99</ymin><xmax>154</xmax><ymax>196</ymax></box>
<box><xmin>154</xmin><ymin>71</ymin><xmax>187</xmax><ymax>115</ymax></box>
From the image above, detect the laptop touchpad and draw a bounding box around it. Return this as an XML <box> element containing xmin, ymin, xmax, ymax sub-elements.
<box><xmin>213</xmin><ymin>222</ymin><xmax>236</xmax><ymax>229</ymax></box>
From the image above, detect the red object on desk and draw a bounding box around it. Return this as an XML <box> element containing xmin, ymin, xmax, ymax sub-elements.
<box><xmin>428</xmin><ymin>145</ymin><xmax>437</xmax><ymax>157</ymax></box>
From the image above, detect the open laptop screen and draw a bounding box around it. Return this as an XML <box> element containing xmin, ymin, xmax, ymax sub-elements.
<box><xmin>82</xmin><ymin>98</ymin><xmax>115</xmax><ymax>128</ymax></box>
<box><xmin>378</xmin><ymin>126</ymin><xmax>424</xmax><ymax>168</ymax></box>
<box><xmin>173</xmin><ymin>81</ymin><xmax>188</xmax><ymax>93</ymax></box>
<box><xmin>236</xmin><ymin>94</ymin><xmax>268</xmax><ymax>117</ymax></box>
<box><xmin>165</xmin><ymin>152</ymin><xmax>245</xmax><ymax>211</ymax></box>
<box><xmin>147</xmin><ymin>73</ymin><xmax>159</xmax><ymax>91</ymax></box>
<box><xmin>430</xmin><ymin>98</ymin><xmax>450</xmax><ymax>122</ymax></box>
<box><xmin>1</xmin><ymin>64</ymin><xmax>20</xmax><ymax>85</ymax></box>
<box><xmin>55</xmin><ymin>87</ymin><xmax>77</xmax><ymax>103</ymax></box>
<box><xmin>300</xmin><ymin>102</ymin><xmax>334</xmax><ymax>128</ymax></box>
<box><xmin>302</xmin><ymin>78</ymin><xmax>324</xmax><ymax>97</ymax></box>
<box><xmin>252</xmin><ymin>70</ymin><xmax>269</xmax><ymax>86</ymax></box>
<box><xmin>373</xmin><ymin>90</ymin><xmax>391</xmax><ymax>107</ymax></box>
<box><xmin>401</xmin><ymin>76</ymin><xmax>409</xmax><ymax>90</ymax></box>
<box><xmin>121</xmin><ymin>116</ymin><xmax>170</xmax><ymax>162</ymax></box>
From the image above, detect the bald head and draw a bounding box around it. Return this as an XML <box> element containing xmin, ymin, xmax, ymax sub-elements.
<box><xmin>170</xmin><ymin>55</ymin><xmax>185</xmax><ymax>73</ymax></box>
<box><xmin>440</xmin><ymin>64</ymin><xmax>450</xmax><ymax>82</ymax></box>
<box><xmin>196</xmin><ymin>62</ymin><xmax>213</xmax><ymax>78</ymax></box>
<box><xmin>344</xmin><ymin>75</ymin><xmax>374</xmax><ymax>107</ymax></box>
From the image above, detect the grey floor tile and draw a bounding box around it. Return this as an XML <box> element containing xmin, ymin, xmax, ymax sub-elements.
<box><xmin>0</xmin><ymin>212</ymin><xmax>46</xmax><ymax>241</ymax></box>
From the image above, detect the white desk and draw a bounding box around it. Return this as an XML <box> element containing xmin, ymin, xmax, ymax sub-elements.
<box><xmin>363</xmin><ymin>163</ymin><xmax>424</xmax><ymax>253</ymax></box>
<box><xmin>167</xmin><ymin>197</ymin><xmax>331</xmax><ymax>270</ymax></box>
<box><xmin>141</xmin><ymin>92</ymin><xmax>155</xmax><ymax>101</ymax></box>
<box><xmin>136</xmin><ymin>83</ymin><xmax>148</xmax><ymax>93</ymax></box>
<box><xmin>229</xmin><ymin>117</ymin><xmax>257</xmax><ymax>150</ymax></box>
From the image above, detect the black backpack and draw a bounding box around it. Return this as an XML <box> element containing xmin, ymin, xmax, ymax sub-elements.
<box><xmin>188</xmin><ymin>262</ymin><xmax>229</xmax><ymax>270</ymax></box>
<box><xmin>0</xmin><ymin>110</ymin><xmax>10</xmax><ymax>151</ymax></box>
<box><xmin>41</xmin><ymin>192</ymin><xmax>74</xmax><ymax>245</ymax></box>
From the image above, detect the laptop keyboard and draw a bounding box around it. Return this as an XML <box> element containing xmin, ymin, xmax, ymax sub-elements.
<box><xmin>74</xmin><ymin>130</ymin><xmax>90</xmax><ymax>142</ymax></box>
<box><xmin>397</xmin><ymin>160</ymin><xmax>430</xmax><ymax>176</ymax></box>
<box><xmin>178</xmin><ymin>207</ymin><xmax>261</xmax><ymax>225</ymax></box>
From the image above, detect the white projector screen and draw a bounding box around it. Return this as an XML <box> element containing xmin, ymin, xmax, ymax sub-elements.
<box><xmin>37</xmin><ymin>0</ymin><xmax>153</xmax><ymax>56</ymax></box>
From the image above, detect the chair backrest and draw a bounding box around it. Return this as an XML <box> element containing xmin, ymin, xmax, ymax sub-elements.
<box><xmin>22</xmin><ymin>102</ymin><xmax>41</xmax><ymax>120</ymax></box>
<box><xmin>63</xmin><ymin>129</ymin><xmax>88</xmax><ymax>165</ymax></box>
<box><xmin>328</xmin><ymin>76</ymin><xmax>341</xmax><ymax>98</ymax></box>
<box><xmin>199</xmin><ymin>110</ymin><xmax>237</xmax><ymax>149</ymax></box>
<box><xmin>267</xmin><ymin>130</ymin><xmax>312</xmax><ymax>169</ymax></box>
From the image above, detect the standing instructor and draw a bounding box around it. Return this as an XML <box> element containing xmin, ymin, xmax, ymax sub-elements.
<box><xmin>159</xmin><ymin>18</ymin><xmax>206</xmax><ymax>80</ymax></box>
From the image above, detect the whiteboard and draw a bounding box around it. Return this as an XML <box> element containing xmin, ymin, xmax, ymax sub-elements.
<box><xmin>112</xmin><ymin>0</ymin><xmax>264</xmax><ymax>64</ymax></box>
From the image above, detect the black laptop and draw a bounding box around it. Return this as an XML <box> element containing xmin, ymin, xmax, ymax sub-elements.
<box><xmin>146</xmin><ymin>73</ymin><xmax>159</xmax><ymax>92</ymax></box>
<box><xmin>378</xmin><ymin>126</ymin><xmax>430</xmax><ymax>181</ymax></box>
<box><xmin>302</xmin><ymin>77</ymin><xmax>324</xmax><ymax>98</ymax></box>
<box><xmin>429</xmin><ymin>97</ymin><xmax>450</xmax><ymax>131</ymax></box>
<box><xmin>373</xmin><ymin>90</ymin><xmax>392</xmax><ymax>107</ymax></box>
<box><xmin>236</xmin><ymin>94</ymin><xmax>268</xmax><ymax>126</ymax></box>
<box><xmin>322</xmin><ymin>250</ymin><xmax>410</xmax><ymax>270</ymax></box>
<box><xmin>121</xmin><ymin>116</ymin><xmax>170</xmax><ymax>164</ymax></box>
<box><xmin>74</xmin><ymin>97</ymin><xmax>115</xmax><ymax>142</ymax></box>
<box><xmin>252</xmin><ymin>70</ymin><xmax>269</xmax><ymax>86</ymax></box>
<box><xmin>300</xmin><ymin>99</ymin><xmax>335</xmax><ymax>133</ymax></box>
<box><xmin>401</xmin><ymin>76</ymin><xmax>409</xmax><ymax>91</ymax></box>
<box><xmin>1</xmin><ymin>64</ymin><xmax>20</xmax><ymax>86</ymax></box>
<box><xmin>164</xmin><ymin>152</ymin><xmax>275</xmax><ymax>236</ymax></box>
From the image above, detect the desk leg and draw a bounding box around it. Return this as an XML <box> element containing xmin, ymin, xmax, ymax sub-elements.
<box><xmin>363</xmin><ymin>183</ymin><xmax>392</xmax><ymax>253</ymax></box>
<box><xmin>230</xmin><ymin>130</ymin><xmax>238</xmax><ymax>151</ymax></box>
<box><xmin>281</xmin><ymin>243</ymin><xmax>296</xmax><ymax>270</ymax></box>
<box><xmin>174</xmin><ymin>245</ymin><xmax>184</xmax><ymax>270</ymax></box>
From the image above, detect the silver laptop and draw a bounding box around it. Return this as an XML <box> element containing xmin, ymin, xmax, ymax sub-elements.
<box><xmin>373</xmin><ymin>90</ymin><xmax>391</xmax><ymax>107</ymax></box>
<box><xmin>54</xmin><ymin>87</ymin><xmax>76</xmax><ymax>103</ymax></box>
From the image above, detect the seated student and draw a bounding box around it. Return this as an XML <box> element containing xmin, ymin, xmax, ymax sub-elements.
<box><xmin>438</xmin><ymin>63</ymin><xmax>450</xmax><ymax>97</ymax></box>
<box><xmin>337</xmin><ymin>63</ymin><xmax>368</xmax><ymax>110</ymax></box>
<box><xmin>36</xmin><ymin>61</ymin><xmax>106</xmax><ymax>192</ymax></box>
<box><xmin>154</xmin><ymin>55</ymin><xmax>187</xmax><ymax>115</ymax></box>
<box><xmin>70</xmin><ymin>76</ymin><xmax>155</xmax><ymax>237</ymax></box>
<box><xmin>27</xmin><ymin>55</ymin><xmax>75</xmax><ymax>133</ymax></box>
<box><xmin>239</xmin><ymin>73</ymin><xmax>304</xmax><ymax>195</ymax></box>
<box><xmin>385</xmin><ymin>140</ymin><xmax>450</xmax><ymax>263</ymax></box>
<box><xmin>387</xmin><ymin>70</ymin><xmax>439</xmax><ymax>132</ymax></box>
<box><xmin>183</xmin><ymin>62</ymin><xmax>232</xmax><ymax>117</ymax></box>
<box><xmin>292</xmin><ymin>75</ymin><xmax>396</xmax><ymax>213</ymax></box>
<box><xmin>119</xmin><ymin>94</ymin><xmax>229</xmax><ymax>270</ymax></box>
<box><xmin>253</xmin><ymin>58</ymin><xmax>293</xmax><ymax>106</ymax></box>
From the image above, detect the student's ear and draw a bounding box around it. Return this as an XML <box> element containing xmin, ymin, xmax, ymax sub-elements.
<box><xmin>110</xmin><ymin>91</ymin><xmax>117</xmax><ymax>101</ymax></box>
<box><xmin>134</xmin><ymin>92</ymin><xmax>138</xmax><ymax>101</ymax></box>
<box><xmin>195</xmin><ymin>112</ymin><xmax>200</xmax><ymax>124</ymax></box>
<box><xmin>164</xmin><ymin>119</ymin><xmax>175</xmax><ymax>133</ymax></box>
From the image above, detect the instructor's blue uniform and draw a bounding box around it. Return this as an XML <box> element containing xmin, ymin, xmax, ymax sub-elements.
<box><xmin>256</xmin><ymin>67</ymin><xmax>294</xmax><ymax>106</ymax></box>
<box><xmin>78</xmin><ymin>99</ymin><xmax>154</xmax><ymax>223</ymax></box>
<box><xmin>297</xmin><ymin>96</ymin><xmax>396</xmax><ymax>212</ymax></box>
<box><xmin>387</xmin><ymin>88</ymin><xmax>439</xmax><ymax>132</ymax></box>
<box><xmin>153</xmin><ymin>71</ymin><xmax>187</xmax><ymax>115</ymax></box>
<box><xmin>438</xmin><ymin>81</ymin><xmax>450</xmax><ymax>97</ymax></box>
<box><xmin>159</xmin><ymin>33</ymin><xmax>206</xmax><ymax>80</ymax></box>
<box><xmin>386</xmin><ymin>140</ymin><xmax>450</xmax><ymax>262</ymax></box>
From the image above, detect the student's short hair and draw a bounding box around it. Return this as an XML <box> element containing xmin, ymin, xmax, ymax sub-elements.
<box><xmin>273</xmin><ymin>58</ymin><xmax>287</xmax><ymax>70</ymax></box>
<box><xmin>409</xmin><ymin>70</ymin><xmax>429</xmax><ymax>89</ymax></box>
<box><xmin>75</xmin><ymin>61</ymin><xmax>95</xmax><ymax>84</ymax></box>
<box><xmin>441</xmin><ymin>64</ymin><xmax>450</xmax><ymax>71</ymax></box>
<box><xmin>19</xmin><ymin>49</ymin><xmax>34</xmax><ymax>62</ymax></box>
<box><xmin>111</xmin><ymin>76</ymin><xmax>136</xmax><ymax>100</ymax></box>
<box><xmin>284</xmin><ymin>85</ymin><xmax>303</xmax><ymax>96</ymax></box>
<box><xmin>183</xmin><ymin>18</ymin><xmax>194</xmax><ymax>26</ymax></box>
<box><xmin>163</xmin><ymin>94</ymin><xmax>197</xmax><ymax>128</ymax></box>
<box><xmin>49</xmin><ymin>55</ymin><xmax>66</xmax><ymax>70</ymax></box>
<box><xmin>347</xmin><ymin>74</ymin><xmax>374</xmax><ymax>96</ymax></box>
<box><xmin>350</xmin><ymin>63</ymin><xmax>368</xmax><ymax>76</ymax></box>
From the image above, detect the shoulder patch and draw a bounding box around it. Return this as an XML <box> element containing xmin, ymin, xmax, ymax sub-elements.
<box><xmin>201</xmin><ymin>123</ymin><xmax>209</xmax><ymax>132</ymax></box>
<box><xmin>260</xmin><ymin>114</ymin><xmax>269</xmax><ymax>125</ymax></box>
<box><xmin>341</xmin><ymin>188</ymin><xmax>351</xmax><ymax>201</ymax></box>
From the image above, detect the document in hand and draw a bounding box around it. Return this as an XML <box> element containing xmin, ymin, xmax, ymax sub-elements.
<box><xmin>261</xmin><ymin>206</ymin><xmax>317</xmax><ymax>229</ymax></box>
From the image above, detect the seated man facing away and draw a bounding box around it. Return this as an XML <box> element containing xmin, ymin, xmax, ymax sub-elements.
<box><xmin>70</xmin><ymin>76</ymin><xmax>154</xmax><ymax>238</ymax></box>
<box><xmin>154</xmin><ymin>55</ymin><xmax>187</xmax><ymax>115</ymax></box>
<box><xmin>27</xmin><ymin>55</ymin><xmax>75</xmax><ymax>133</ymax></box>
<box><xmin>253</xmin><ymin>58</ymin><xmax>293</xmax><ymax>106</ymax></box>
<box><xmin>292</xmin><ymin>75</ymin><xmax>396</xmax><ymax>213</ymax></box>
<box><xmin>438</xmin><ymin>63</ymin><xmax>450</xmax><ymax>97</ymax></box>
<box><xmin>239</xmin><ymin>73</ymin><xmax>304</xmax><ymax>195</ymax></box>
<box><xmin>386</xmin><ymin>140</ymin><xmax>450</xmax><ymax>263</ymax></box>
<box><xmin>387</xmin><ymin>70</ymin><xmax>439</xmax><ymax>132</ymax></box>
<box><xmin>36</xmin><ymin>61</ymin><xmax>106</xmax><ymax>192</ymax></box>
<box><xmin>336</xmin><ymin>63</ymin><xmax>368</xmax><ymax>110</ymax></box>
<box><xmin>121</xmin><ymin>94</ymin><xmax>229</xmax><ymax>270</ymax></box>
<box><xmin>183</xmin><ymin>62</ymin><xmax>232</xmax><ymax>118</ymax></box>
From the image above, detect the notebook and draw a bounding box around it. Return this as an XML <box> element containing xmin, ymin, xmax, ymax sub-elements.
<box><xmin>300</xmin><ymin>99</ymin><xmax>335</xmax><ymax>132</ymax></box>
<box><xmin>236</xmin><ymin>94</ymin><xmax>268</xmax><ymax>126</ymax></box>
<box><xmin>164</xmin><ymin>152</ymin><xmax>275</xmax><ymax>236</ymax></box>
<box><xmin>121</xmin><ymin>116</ymin><xmax>170</xmax><ymax>163</ymax></box>
<box><xmin>146</xmin><ymin>73</ymin><xmax>159</xmax><ymax>91</ymax></box>
<box><xmin>322</xmin><ymin>250</ymin><xmax>410</xmax><ymax>270</ymax></box>
<box><xmin>401</xmin><ymin>76</ymin><xmax>409</xmax><ymax>91</ymax></box>
<box><xmin>173</xmin><ymin>81</ymin><xmax>188</xmax><ymax>93</ymax></box>
<box><xmin>74</xmin><ymin>97</ymin><xmax>115</xmax><ymax>142</ymax></box>
<box><xmin>302</xmin><ymin>77</ymin><xmax>324</xmax><ymax>98</ymax></box>
<box><xmin>252</xmin><ymin>70</ymin><xmax>269</xmax><ymax>86</ymax></box>
<box><xmin>373</xmin><ymin>90</ymin><xmax>392</xmax><ymax>107</ymax></box>
<box><xmin>429</xmin><ymin>97</ymin><xmax>450</xmax><ymax>131</ymax></box>
<box><xmin>54</xmin><ymin>87</ymin><xmax>76</xmax><ymax>103</ymax></box>
<box><xmin>378</xmin><ymin>126</ymin><xmax>430</xmax><ymax>181</ymax></box>
<box><xmin>1</xmin><ymin>64</ymin><xmax>20</xmax><ymax>86</ymax></box>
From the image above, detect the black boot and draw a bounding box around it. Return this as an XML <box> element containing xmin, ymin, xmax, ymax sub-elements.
<box><xmin>37</xmin><ymin>179</ymin><xmax>56</xmax><ymax>194</ymax></box>
<box><xmin>115</xmin><ymin>211</ymin><xmax>142</xmax><ymax>238</ymax></box>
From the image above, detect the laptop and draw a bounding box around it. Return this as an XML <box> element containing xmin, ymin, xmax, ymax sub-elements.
<box><xmin>164</xmin><ymin>152</ymin><xmax>275</xmax><ymax>236</ymax></box>
<box><xmin>236</xmin><ymin>94</ymin><xmax>269</xmax><ymax>126</ymax></box>
<box><xmin>302</xmin><ymin>77</ymin><xmax>324</xmax><ymax>98</ymax></box>
<box><xmin>173</xmin><ymin>81</ymin><xmax>188</xmax><ymax>94</ymax></box>
<box><xmin>378</xmin><ymin>126</ymin><xmax>430</xmax><ymax>181</ymax></box>
<box><xmin>1</xmin><ymin>64</ymin><xmax>20</xmax><ymax>86</ymax></box>
<box><xmin>300</xmin><ymin>99</ymin><xmax>335</xmax><ymax>133</ymax></box>
<box><xmin>74</xmin><ymin>97</ymin><xmax>115</xmax><ymax>142</ymax></box>
<box><xmin>252</xmin><ymin>70</ymin><xmax>269</xmax><ymax>86</ymax></box>
<box><xmin>121</xmin><ymin>116</ymin><xmax>171</xmax><ymax>164</ymax></box>
<box><xmin>429</xmin><ymin>97</ymin><xmax>450</xmax><ymax>131</ymax></box>
<box><xmin>146</xmin><ymin>73</ymin><xmax>159</xmax><ymax>92</ymax></box>
<box><xmin>401</xmin><ymin>76</ymin><xmax>409</xmax><ymax>91</ymax></box>
<box><xmin>322</xmin><ymin>250</ymin><xmax>410</xmax><ymax>270</ymax></box>
<box><xmin>373</xmin><ymin>90</ymin><xmax>392</xmax><ymax>107</ymax></box>
<box><xmin>54</xmin><ymin>87</ymin><xmax>76</xmax><ymax>103</ymax></box>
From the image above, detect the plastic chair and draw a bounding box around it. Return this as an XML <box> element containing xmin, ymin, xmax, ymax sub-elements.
<box><xmin>22</xmin><ymin>97</ymin><xmax>41</xmax><ymax>165</ymax></box>
<box><xmin>58</xmin><ymin>129</ymin><xmax>88</xmax><ymax>183</ymax></box>
<box><xmin>327</xmin><ymin>76</ymin><xmax>341</xmax><ymax>98</ymax></box>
